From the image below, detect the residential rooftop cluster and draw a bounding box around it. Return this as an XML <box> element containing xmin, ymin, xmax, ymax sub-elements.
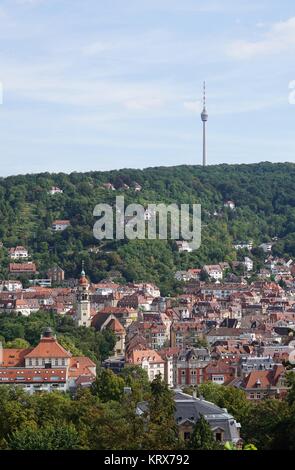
<box><xmin>0</xmin><ymin>251</ymin><xmax>295</xmax><ymax>444</ymax></box>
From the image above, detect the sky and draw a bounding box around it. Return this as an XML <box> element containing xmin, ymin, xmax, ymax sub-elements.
<box><xmin>0</xmin><ymin>0</ymin><xmax>294</xmax><ymax>176</ymax></box>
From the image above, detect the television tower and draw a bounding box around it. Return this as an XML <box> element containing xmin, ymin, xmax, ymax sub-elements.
<box><xmin>200</xmin><ymin>81</ymin><xmax>208</xmax><ymax>167</ymax></box>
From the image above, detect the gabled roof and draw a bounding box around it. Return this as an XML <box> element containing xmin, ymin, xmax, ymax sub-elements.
<box><xmin>128</xmin><ymin>349</ymin><xmax>165</xmax><ymax>364</ymax></box>
<box><xmin>68</xmin><ymin>356</ymin><xmax>96</xmax><ymax>378</ymax></box>
<box><xmin>242</xmin><ymin>365</ymin><xmax>285</xmax><ymax>389</ymax></box>
<box><xmin>24</xmin><ymin>337</ymin><xmax>72</xmax><ymax>359</ymax></box>
<box><xmin>106</xmin><ymin>318</ymin><xmax>125</xmax><ymax>333</ymax></box>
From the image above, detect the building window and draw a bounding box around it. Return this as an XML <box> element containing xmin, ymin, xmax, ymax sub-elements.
<box><xmin>184</xmin><ymin>432</ymin><xmax>191</xmax><ymax>441</ymax></box>
<box><xmin>215</xmin><ymin>432</ymin><xmax>223</xmax><ymax>442</ymax></box>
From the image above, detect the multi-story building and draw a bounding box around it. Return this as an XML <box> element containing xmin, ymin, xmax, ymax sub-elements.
<box><xmin>171</xmin><ymin>321</ymin><xmax>203</xmax><ymax>348</ymax></box>
<box><xmin>204</xmin><ymin>360</ymin><xmax>236</xmax><ymax>385</ymax></box>
<box><xmin>9</xmin><ymin>246</ymin><xmax>29</xmax><ymax>260</ymax></box>
<box><xmin>237</xmin><ymin>365</ymin><xmax>289</xmax><ymax>401</ymax></box>
<box><xmin>126</xmin><ymin>349</ymin><xmax>165</xmax><ymax>382</ymax></box>
<box><xmin>47</xmin><ymin>266</ymin><xmax>65</xmax><ymax>284</ymax></box>
<box><xmin>174</xmin><ymin>391</ymin><xmax>241</xmax><ymax>444</ymax></box>
<box><xmin>203</xmin><ymin>265</ymin><xmax>223</xmax><ymax>281</ymax></box>
<box><xmin>0</xmin><ymin>280</ymin><xmax>23</xmax><ymax>292</ymax></box>
<box><xmin>0</xmin><ymin>328</ymin><xmax>96</xmax><ymax>394</ymax></box>
<box><xmin>9</xmin><ymin>262</ymin><xmax>37</xmax><ymax>276</ymax></box>
<box><xmin>174</xmin><ymin>347</ymin><xmax>210</xmax><ymax>386</ymax></box>
<box><xmin>240</xmin><ymin>356</ymin><xmax>276</xmax><ymax>377</ymax></box>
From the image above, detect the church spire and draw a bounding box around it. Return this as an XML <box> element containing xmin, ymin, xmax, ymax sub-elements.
<box><xmin>81</xmin><ymin>260</ymin><xmax>85</xmax><ymax>276</ymax></box>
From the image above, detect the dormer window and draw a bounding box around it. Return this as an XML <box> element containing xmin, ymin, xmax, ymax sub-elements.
<box><xmin>255</xmin><ymin>379</ymin><xmax>261</xmax><ymax>388</ymax></box>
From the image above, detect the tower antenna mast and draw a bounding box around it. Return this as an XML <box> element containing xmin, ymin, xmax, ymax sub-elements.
<box><xmin>200</xmin><ymin>81</ymin><xmax>208</xmax><ymax>167</ymax></box>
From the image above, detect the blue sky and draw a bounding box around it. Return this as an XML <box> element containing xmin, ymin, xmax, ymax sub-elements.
<box><xmin>0</xmin><ymin>0</ymin><xmax>294</xmax><ymax>176</ymax></box>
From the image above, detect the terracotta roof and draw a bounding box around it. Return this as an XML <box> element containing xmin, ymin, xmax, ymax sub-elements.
<box><xmin>98</xmin><ymin>307</ymin><xmax>132</xmax><ymax>314</ymax></box>
<box><xmin>9</xmin><ymin>263</ymin><xmax>37</xmax><ymax>272</ymax></box>
<box><xmin>1</xmin><ymin>348</ymin><xmax>33</xmax><ymax>367</ymax></box>
<box><xmin>68</xmin><ymin>356</ymin><xmax>96</xmax><ymax>378</ymax></box>
<box><xmin>0</xmin><ymin>368</ymin><xmax>67</xmax><ymax>383</ymax></box>
<box><xmin>52</xmin><ymin>220</ymin><xmax>70</xmax><ymax>225</ymax></box>
<box><xmin>24</xmin><ymin>337</ymin><xmax>72</xmax><ymax>359</ymax></box>
<box><xmin>74</xmin><ymin>375</ymin><xmax>96</xmax><ymax>386</ymax></box>
<box><xmin>242</xmin><ymin>365</ymin><xmax>285</xmax><ymax>389</ymax></box>
<box><xmin>128</xmin><ymin>349</ymin><xmax>165</xmax><ymax>364</ymax></box>
<box><xmin>93</xmin><ymin>282</ymin><xmax>120</xmax><ymax>289</ymax></box>
<box><xmin>106</xmin><ymin>318</ymin><xmax>125</xmax><ymax>333</ymax></box>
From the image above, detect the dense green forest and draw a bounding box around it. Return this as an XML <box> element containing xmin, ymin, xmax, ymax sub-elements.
<box><xmin>0</xmin><ymin>162</ymin><xmax>294</xmax><ymax>293</ymax></box>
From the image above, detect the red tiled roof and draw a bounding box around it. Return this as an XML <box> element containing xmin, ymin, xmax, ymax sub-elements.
<box><xmin>68</xmin><ymin>356</ymin><xmax>96</xmax><ymax>378</ymax></box>
<box><xmin>242</xmin><ymin>365</ymin><xmax>285</xmax><ymax>389</ymax></box>
<box><xmin>106</xmin><ymin>318</ymin><xmax>125</xmax><ymax>333</ymax></box>
<box><xmin>25</xmin><ymin>337</ymin><xmax>72</xmax><ymax>359</ymax></box>
<box><xmin>0</xmin><ymin>368</ymin><xmax>67</xmax><ymax>383</ymax></box>
<box><xmin>9</xmin><ymin>263</ymin><xmax>37</xmax><ymax>273</ymax></box>
<box><xmin>128</xmin><ymin>349</ymin><xmax>165</xmax><ymax>364</ymax></box>
<box><xmin>74</xmin><ymin>375</ymin><xmax>96</xmax><ymax>386</ymax></box>
<box><xmin>1</xmin><ymin>348</ymin><xmax>33</xmax><ymax>367</ymax></box>
<box><xmin>52</xmin><ymin>220</ymin><xmax>70</xmax><ymax>225</ymax></box>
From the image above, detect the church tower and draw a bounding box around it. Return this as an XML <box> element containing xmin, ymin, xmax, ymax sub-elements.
<box><xmin>75</xmin><ymin>264</ymin><xmax>91</xmax><ymax>327</ymax></box>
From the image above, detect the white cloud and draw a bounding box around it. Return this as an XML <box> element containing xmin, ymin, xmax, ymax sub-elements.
<box><xmin>228</xmin><ymin>16</ymin><xmax>295</xmax><ymax>59</ymax></box>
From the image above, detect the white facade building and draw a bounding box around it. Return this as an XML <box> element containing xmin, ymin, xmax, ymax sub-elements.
<box><xmin>9</xmin><ymin>246</ymin><xmax>28</xmax><ymax>260</ymax></box>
